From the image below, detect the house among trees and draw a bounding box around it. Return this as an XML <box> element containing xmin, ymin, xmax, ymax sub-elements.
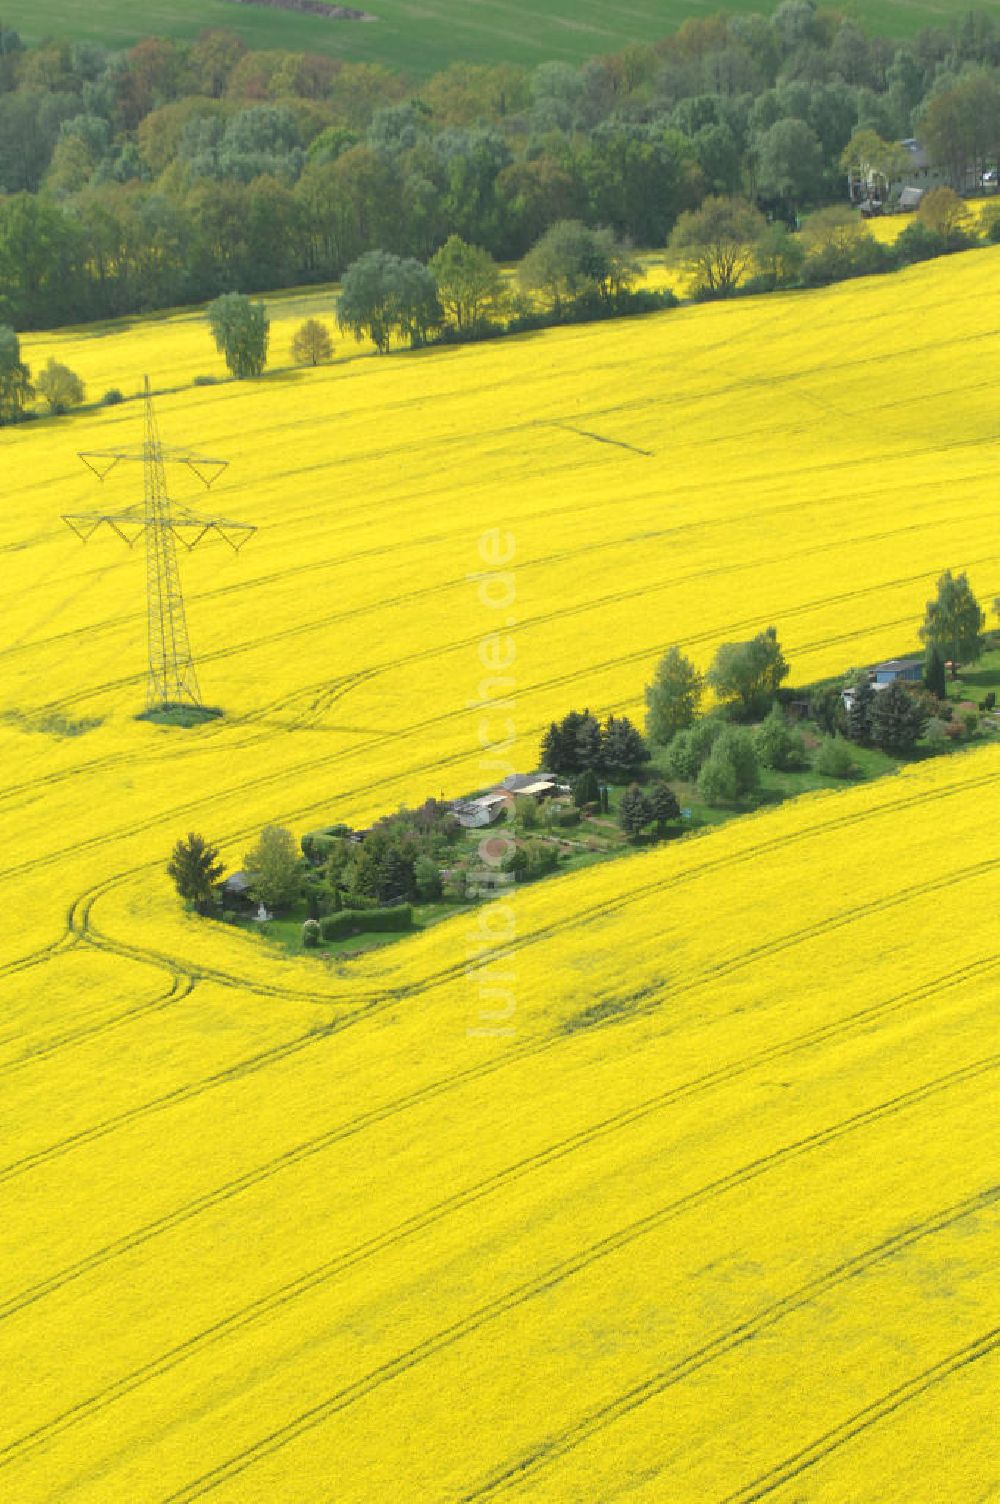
<box><xmin>848</xmin><ymin>139</ymin><xmax>979</xmax><ymax>212</ymax></box>
<box><xmin>501</xmin><ymin>772</ymin><xmax>567</xmax><ymax>798</ymax></box>
<box><xmin>452</xmin><ymin>792</ymin><xmax>510</xmax><ymax>829</ymax></box>
<box><xmin>873</xmin><ymin>658</ymin><xmax>924</xmax><ymax>687</ymax></box>
<box><xmin>842</xmin><ymin>656</ymin><xmax>924</xmax><ymax>710</ymax></box>
<box><xmin>219</xmin><ymin>870</ymin><xmax>253</xmax><ymax>909</ymax></box>
<box><xmin>452</xmin><ymin>772</ymin><xmax>570</xmax><ymax>829</ymax></box>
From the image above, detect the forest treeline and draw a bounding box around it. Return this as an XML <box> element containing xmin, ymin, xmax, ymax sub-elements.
<box><xmin>4</xmin><ymin>4</ymin><xmax>1000</xmax><ymax>327</ymax></box>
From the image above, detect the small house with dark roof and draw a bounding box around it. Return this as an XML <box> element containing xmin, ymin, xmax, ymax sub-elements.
<box><xmin>219</xmin><ymin>870</ymin><xmax>253</xmax><ymax>909</ymax></box>
<box><xmin>873</xmin><ymin>658</ymin><xmax>923</xmax><ymax>687</ymax></box>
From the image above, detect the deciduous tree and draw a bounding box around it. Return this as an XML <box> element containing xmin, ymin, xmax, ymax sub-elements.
<box><xmin>644</xmin><ymin>645</ymin><xmax>703</xmax><ymax>744</ymax></box>
<box><xmin>755</xmin><ymin>117</ymin><xmax>823</xmax><ymax>210</ymax></box>
<box><xmin>697</xmin><ymin>726</ymin><xmax>759</xmax><ymax>804</ymax></box>
<box><xmin>243</xmin><ymin>824</ymin><xmax>301</xmax><ymax>910</ymax></box>
<box><xmin>337</xmin><ymin>249</ymin><xmax>441</xmax><ymax>353</ymax></box>
<box><xmin>919</xmin><ymin>569</ymin><xmax>985</xmax><ymax>674</ymax></box>
<box><xmin>753</xmin><ymin>704</ymin><xmax>805</xmax><ymax>769</ymax></box>
<box><xmin>429</xmin><ymin>234</ymin><xmax>505</xmax><ymax>329</ymax></box>
<box><xmin>0</xmin><ymin>324</ymin><xmax>31</xmax><ymax>424</ymax></box>
<box><xmin>518</xmin><ymin>219</ymin><xmax>639</xmax><ymax>313</ymax></box>
<box><xmin>208</xmin><ymin>291</ymin><xmax>269</xmax><ymax>377</ymax></box>
<box><xmin>706</xmin><ymin>626</ymin><xmax>789</xmax><ymax>718</ymax></box>
<box><xmin>916</xmin><ymin>185</ymin><xmax>972</xmax><ymax>241</ymax></box>
<box><xmin>668</xmin><ymin>195</ymin><xmax>766</xmax><ymax>296</ymax></box>
<box><xmin>291</xmin><ymin>317</ymin><xmax>333</xmax><ymax>365</ymax></box>
<box><xmin>35</xmin><ymin>357</ymin><xmax>84</xmax><ymax>414</ymax></box>
<box><xmin>839</xmin><ymin>128</ymin><xmax>908</xmax><ymax>201</ymax></box>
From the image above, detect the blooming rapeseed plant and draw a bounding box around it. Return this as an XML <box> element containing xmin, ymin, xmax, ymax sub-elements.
<box><xmin>0</xmin><ymin>248</ymin><xmax>997</xmax><ymax>1500</ymax></box>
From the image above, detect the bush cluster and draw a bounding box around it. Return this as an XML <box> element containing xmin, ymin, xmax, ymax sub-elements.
<box><xmin>320</xmin><ymin>904</ymin><xmax>413</xmax><ymax>941</ymax></box>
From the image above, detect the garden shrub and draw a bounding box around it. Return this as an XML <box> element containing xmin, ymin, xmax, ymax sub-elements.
<box><xmin>101</xmin><ymin>388</ymin><xmax>124</xmax><ymax>405</ymax></box>
<box><xmin>414</xmin><ymin>854</ymin><xmax>442</xmax><ymax>901</ymax></box>
<box><xmin>301</xmin><ymin>832</ymin><xmax>338</xmax><ymax>863</ymax></box>
<box><xmin>666</xmin><ymin>716</ymin><xmax>723</xmax><ymax>780</ymax></box>
<box><xmin>301</xmin><ymin>918</ymin><xmax>321</xmax><ymax>947</ymax></box>
<box><xmin>524</xmin><ymin>841</ymin><xmax>558</xmax><ymax>878</ymax></box>
<box><xmin>924</xmin><ymin>717</ymin><xmax>949</xmax><ymax>751</ymax></box>
<box><xmin>697</xmin><ymin>727</ymin><xmax>759</xmax><ymax>805</ymax></box>
<box><xmin>753</xmin><ymin>705</ymin><xmax>806</xmax><ymax>770</ymax></box>
<box><xmin>815</xmin><ymin>736</ymin><xmax>857</xmax><ymax>778</ymax></box>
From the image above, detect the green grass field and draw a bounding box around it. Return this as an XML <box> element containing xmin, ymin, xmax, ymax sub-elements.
<box><xmin>11</xmin><ymin>0</ymin><xmax>1000</xmax><ymax>74</ymax></box>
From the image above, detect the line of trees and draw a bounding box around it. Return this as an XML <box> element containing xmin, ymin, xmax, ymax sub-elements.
<box><xmin>0</xmin><ymin>324</ymin><xmax>88</xmax><ymax>421</ymax></box>
<box><xmin>7</xmin><ymin>8</ymin><xmax>1000</xmax><ymax>326</ymax></box>
<box><xmin>189</xmin><ymin>222</ymin><xmax>667</xmax><ymax>384</ymax></box>
<box><xmin>643</xmin><ymin>570</ymin><xmax>992</xmax><ymax>786</ymax></box>
<box><xmin>668</xmin><ymin>180</ymin><xmax>994</xmax><ymax>303</ymax></box>
<box><xmin>168</xmin><ymin>575</ymin><xmax>995</xmax><ymax>923</ymax></box>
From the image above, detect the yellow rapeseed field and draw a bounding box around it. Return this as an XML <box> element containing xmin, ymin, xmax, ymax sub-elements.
<box><xmin>1</xmin><ymin>247</ymin><xmax>998</xmax><ymax>1501</ymax></box>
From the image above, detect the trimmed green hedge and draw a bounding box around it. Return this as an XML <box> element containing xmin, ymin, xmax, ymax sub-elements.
<box><xmin>320</xmin><ymin>904</ymin><xmax>413</xmax><ymax>941</ymax></box>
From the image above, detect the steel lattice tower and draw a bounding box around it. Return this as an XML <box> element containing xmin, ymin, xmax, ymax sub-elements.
<box><xmin>63</xmin><ymin>377</ymin><xmax>255</xmax><ymax>713</ymax></box>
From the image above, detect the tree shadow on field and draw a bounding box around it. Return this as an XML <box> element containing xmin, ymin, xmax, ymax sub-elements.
<box><xmin>258</xmin><ymin>365</ymin><xmax>307</xmax><ymax>385</ymax></box>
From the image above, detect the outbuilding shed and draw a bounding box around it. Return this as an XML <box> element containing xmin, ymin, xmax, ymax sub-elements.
<box><xmin>873</xmin><ymin>658</ymin><xmax>923</xmax><ymax>686</ymax></box>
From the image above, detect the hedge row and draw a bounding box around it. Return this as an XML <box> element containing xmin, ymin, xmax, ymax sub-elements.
<box><xmin>319</xmin><ymin>904</ymin><xmax>413</xmax><ymax>941</ymax></box>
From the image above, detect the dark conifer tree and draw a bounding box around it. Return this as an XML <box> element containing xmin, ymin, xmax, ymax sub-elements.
<box><xmin>923</xmin><ymin>643</ymin><xmax>947</xmax><ymax>700</ymax></box>
<box><xmin>618</xmin><ymin>784</ymin><xmax>652</xmax><ymax>840</ymax></box>
<box><xmin>648</xmin><ymin>781</ymin><xmax>681</xmax><ymax>832</ymax></box>
<box><xmin>167</xmin><ymin>832</ymin><xmax>225</xmax><ymax>912</ymax></box>
<box><xmin>870</xmin><ymin>682</ymin><xmax>927</xmax><ymax>753</ymax></box>
<box><xmin>846</xmin><ymin>680</ymin><xmax>875</xmax><ymax>745</ymax></box>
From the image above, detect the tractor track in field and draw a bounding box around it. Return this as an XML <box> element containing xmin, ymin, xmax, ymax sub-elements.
<box><xmin>0</xmin><ymin>972</ymin><xmax>194</xmax><ymax>1077</ymax></box>
<box><xmin>1</xmin><ymin>755</ymin><xmax>996</xmax><ymax>1118</ymax></box>
<box><xmin>718</xmin><ymin>1327</ymin><xmax>1000</xmax><ymax>1504</ymax></box>
<box><xmin>2</xmin><ymin>541</ymin><xmax>998</xmax><ymax>917</ymax></box>
<box><xmin>462</xmin><ymin>1186</ymin><xmax>1000</xmax><ymax>1499</ymax></box>
<box><xmin>1</xmin><ymin>739</ymin><xmax>995</xmax><ymax>1085</ymax></box>
<box><xmin>16</xmin><ymin>512</ymin><xmax>1000</xmax><ymax>732</ymax></box>
<box><xmin>0</xmin><ymin>850</ymin><xmax>994</xmax><ymax>1337</ymax></box>
<box><xmin>1</xmin><ymin>463</ymin><xmax>994</xmax><ymax>820</ymax></box>
<box><xmin>8</xmin><ymin>406</ymin><xmax>993</xmax><ymax>691</ymax></box>
<box><xmin>3</xmin><ymin>935</ymin><xmax>996</xmax><ymax>1194</ymax></box>
<box><xmin>0</xmin><ymin>959</ymin><xmax>993</xmax><ymax>1473</ymax></box>
<box><xmin>53</xmin><ymin>762</ymin><xmax>1000</xmax><ymax>1006</ymax></box>
<box><xmin>150</xmin><ymin>1053</ymin><xmax>1000</xmax><ymax>1504</ymax></box>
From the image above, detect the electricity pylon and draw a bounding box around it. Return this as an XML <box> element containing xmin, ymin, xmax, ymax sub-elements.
<box><xmin>63</xmin><ymin>377</ymin><xmax>255</xmax><ymax>713</ymax></box>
